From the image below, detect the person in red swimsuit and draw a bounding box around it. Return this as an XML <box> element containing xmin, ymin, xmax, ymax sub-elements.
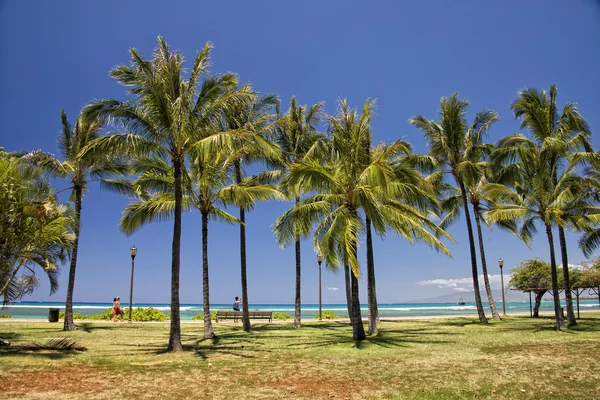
<box><xmin>112</xmin><ymin>297</ymin><xmax>121</xmax><ymax>322</ymax></box>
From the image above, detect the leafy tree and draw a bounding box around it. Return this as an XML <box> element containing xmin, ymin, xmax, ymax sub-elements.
<box><xmin>410</xmin><ymin>93</ymin><xmax>499</xmax><ymax>323</ymax></box>
<box><xmin>0</xmin><ymin>154</ymin><xmax>74</xmax><ymax>304</ymax></box>
<box><xmin>23</xmin><ymin>109</ymin><xmax>126</xmax><ymax>331</ymax></box>
<box><xmin>83</xmin><ymin>37</ymin><xmax>250</xmax><ymax>351</ymax></box>
<box><xmin>274</xmin><ymin>96</ymin><xmax>326</xmax><ymax>329</ymax></box>
<box><xmin>509</xmin><ymin>259</ymin><xmax>551</xmax><ymax>317</ymax></box>
<box><xmin>510</xmin><ymin>84</ymin><xmax>593</xmax><ymax>326</ymax></box>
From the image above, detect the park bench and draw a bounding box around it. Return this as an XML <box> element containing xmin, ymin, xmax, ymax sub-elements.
<box><xmin>215</xmin><ymin>311</ymin><xmax>272</xmax><ymax>322</ymax></box>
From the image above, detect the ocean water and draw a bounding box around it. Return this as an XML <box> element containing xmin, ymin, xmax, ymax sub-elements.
<box><xmin>2</xmin><ymin>300</ymin><xmax>599</xmax><ymax>320</ymax></box>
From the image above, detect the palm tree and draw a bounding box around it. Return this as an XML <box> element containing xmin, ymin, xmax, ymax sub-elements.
<box><xmin>510</xmin><ymin>84</ymin><xmax>593</xmax><ymax>326</ymax></box>
<box><xmin>118</xmin><ymin>149</ymin><xmax>280</xmax><ymax>339</ymax></box>
<box><xmin>221</xmin><ymin>88</ymin><xmax>282</xmax><ymax>332</ymax></box>
<box><xmin>439</xmin><ymin>166</ymin><xmax>502</xmax><ymax>320</ymax></box>
<box><xmin>485</xmin><ymin>138</ymin><xmax>592</xmax><ymax>330</ymax></box>
<box><xmin>0</xmin><ymin>155</ymin><xmax>74</xmax><ymax>304</ymax></box>
<box><xmin>83</xmin><ymin>37</ymin><xmax>249</xmax><ymax>351</ymax></box>
<box><xmin>275</xmin><ymin>99</ymin><xmax>450</xmax><ymax>340</ymax></box>
<box><xmin>275</xmin><ymin>96</ymin><xmax>326</xmax><ymax>328</ymax></box>
<box><xmin>410</xmin><ymin>94</ymin><xmax>498</xmax><ymax>323</ymax></box>
<box><xmin>23</xmin><ymin>109</ymin><xmax>126</xmax><ymax>331</ymax></box>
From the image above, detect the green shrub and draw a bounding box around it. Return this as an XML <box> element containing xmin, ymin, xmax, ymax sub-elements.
<box><xmin>125</xmin><ymin>307</ymin><xmax>168</xmax><ymax>322</ymax></box>
<box><xmin>0</xmin><ymin>314</ymin><xmax>11</xmax><ymax>319</ymax></box>
<box><xmin>192</xmin><ymin>311</ymin><xmax>217</xmax><ymax>321</ymax></box>
<box><xmin>273</xmin><ymin>312</ymin><xmax>291</xmax><ymax>320</ymax></box>
<box><xmin>58</xmin><ymin>307</ymin><xmax>167</xmax><ymax>322</ymax></box>
<box><xmin>58</xmin><ymin>312</ymin><xmax>87</xmax><ymax>320</ymax></box>
<box><xmin>316</xmin><ymin>310</ymin><xmax>340</xmax><ymax>319</ymax></box>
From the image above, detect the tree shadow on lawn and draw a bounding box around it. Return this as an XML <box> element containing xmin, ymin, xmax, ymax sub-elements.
<box><xmin>487</xmin><ymin>315</ymin><xmax>600</xmax><ymax>334</ymax></box>
<box><xmin>193</xmin><ymin>323</ymin><xmax>457</xmax><ymax>352</ymax></box>
<box><xmin>0</xmin><ymin>331</ymin><xmax>23</xmax><ymax>340</ymax></box>
<box><xmin>0</xmin><ymin>347</ymin><xmax>78</xmax><ymax>360</ymax></box>
<box><xmin>76</xmin><ymin>323</ymin><xmax>119</xmax><ymax>333</ymax></box>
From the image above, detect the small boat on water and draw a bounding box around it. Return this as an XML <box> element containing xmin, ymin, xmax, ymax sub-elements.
<box><xmin>457</xmin><ymin>298</ymin><xmax>466</xmax><ymax>305</ymax></box>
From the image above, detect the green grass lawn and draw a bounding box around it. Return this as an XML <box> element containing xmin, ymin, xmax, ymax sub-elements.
<box><xmin>1</xmin><ymin>314</ymin><xmax>599</xmax><ymax>399</ymax></box>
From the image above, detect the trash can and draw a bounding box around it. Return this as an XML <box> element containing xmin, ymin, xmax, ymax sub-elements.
<box><xmin>48</xmin><ymin>308</ymin><xmax>60</xmax><ymax>322</ymax></box>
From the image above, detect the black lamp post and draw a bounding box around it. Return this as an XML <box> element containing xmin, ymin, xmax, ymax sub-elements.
<box><xmin>317</xmin><ymin>254</ymin><xmax>323</xmax><ymax>321</ymax></box>
<box><xmin>128</xmin><ymin>245</ymin><xmax>137</xmax><ymax>322</ymax></box>
<box><xmin>499</xmin><ymin>258</ymin><xmax>506</xmax><ymax>316</ymax></box>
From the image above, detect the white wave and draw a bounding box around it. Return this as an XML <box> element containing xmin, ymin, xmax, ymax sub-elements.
<box><xmin>378</xmin><ymin>306</ymin><xmax>477</xmax><ymax>311</ymax></box>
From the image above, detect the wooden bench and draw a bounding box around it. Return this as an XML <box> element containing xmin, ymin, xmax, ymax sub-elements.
<box><xmin>215</xmin><ymin>311</ymin><xmax>272</xmax><ymax>322</ymax></box>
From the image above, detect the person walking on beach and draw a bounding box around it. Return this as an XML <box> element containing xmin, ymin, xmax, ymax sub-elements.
<box><xmin>112</xmin><ymin>297</ymin><xmax>121</xmax><ymax>322</ymax></box>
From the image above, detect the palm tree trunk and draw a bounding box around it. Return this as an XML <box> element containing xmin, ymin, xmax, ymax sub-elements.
<box><xmin>202</xmin><ymin>211</ymin><xmax>214</xmax><ymax>339</ymax></box>
<box><xmin>235</xmin><ymin>161</ymin><xmax>251</xmax><ymax>332</ymax></box>
<box><xmin>168</xmin><ymin>161</ymin><xmax>183</xmax><ymax>352</ymax></box>
<box><xmin>457</xmin><ymin>180</ymin><xmax>487</xmax><ymax>323</ymax></box>
<box><xmin>552</xmin><ymin>166</ymin><xmax>576</xmax><ymax>326</ymax></box>
<box><xmin>558</xmin><ymin>226</ymin><xmax>576</xmax><ymax>326</ymax></box>
<box><xmin>344</xmin><ymin>262</ymin><xmax>353</xmax><ymax>322</ymax></box>
<box><xmin>350</xmin><ymin>263</ymin><xmax>366</xmax><ymax>341</ymax></box>
<box><xmin>472</xmin><ymin>204</ymin><xmax>500</xmax><ymax>320</ymax></box>
<box><xmin>533</xmin><ymin>291</ymin><xmax>544</xmax><ymax>318</ymax></box>
<box><xmin>63</xmin><ymin>186</ymin><xmax>82</xmax><ymax>332</ymax></box>
<box><xmin>293</xmin><ymin>195</ymin><xmax>301</xmax><ymax>329</ymax></box>
<box><xmin>366</xmin><ymin>216</ymin><xmax>378</xmax><ymax>334</ymax></box>
<box><xmin>545</xmin><ymin>224</ymin><xmax>567</xmax><ymax>330</ymax></box>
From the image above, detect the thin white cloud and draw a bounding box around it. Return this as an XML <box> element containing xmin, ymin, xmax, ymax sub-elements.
<box><xmin>453</xmin><ymin>287</ymin><xmax>470</xmax><ymax>292</ymax></box>
<box><xmin>418</xmin><ymin>274</ymin><xmax>503</xmax><ymax>289</ymax></box>
<box><xmin>326</xmin><ymin>287</ymin><xmax>339</xmax><ymax>291</ymax></box>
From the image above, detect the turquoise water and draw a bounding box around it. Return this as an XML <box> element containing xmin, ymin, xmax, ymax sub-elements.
<box><xmin>3</xmin><ymin>300</ymin><xmax>599</xmax><ymax>320</ymax></box>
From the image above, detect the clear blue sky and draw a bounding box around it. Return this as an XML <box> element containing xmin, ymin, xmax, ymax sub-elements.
<box><xmin>1</xmin><ymin>1</ymin><xmax>599</xmax><ymax>304</ymax></box>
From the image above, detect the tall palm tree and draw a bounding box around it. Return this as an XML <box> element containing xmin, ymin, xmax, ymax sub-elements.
<box><xmin>221</xmin><ymin>88</ymin><xmax>282</xmax><ymax>332</ymax></box>
<box><xmin>275</xmin><ymin>99</ymin><xmax>450</xmax><ymax>340</ymax></box>
<box><xmin>510</xmin><ymin>84</ymin><xmax>593</xmax><ymax>326</ymax></box>
<box><xmin>23</xmin><ymin>109</ymin><xmax>126</xmax><ymax>331</ymax></box>
<box><xmin>438</xmin><ymin>166</ymin><xmax>502</xmax><ymax>320</ymax></box>
<box><xmin>275</xmin><ymin>96</ymin><xmax>325</xmax><ymax>328</ymax></box>
<box><xmin>486</xmin><ymin>138</ymin><xmax>593</xmax><ymax>330</ymax></box>
<box><xmin>410</xmin><ymin>94</ymin><xmax>498</xmax><ymax>323</ymax></box>
<box><xmin>83</xmin><ymin>37</ymin><xmax>249</xmax><ymax>351</ymax></box>
<box><xmin>0</xmin><ymin>155</ymin><xmax>74</xmax><ymax>304</ymax></box>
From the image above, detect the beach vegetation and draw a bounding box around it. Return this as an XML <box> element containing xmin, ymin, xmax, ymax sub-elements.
<box><xmin>0</xmin><ymin>314</ymin><xmax>11</xmax><ymax>319</ymax></box>
<box><xmin>192</xmin><ymin>311</ymin><xmax>217</xmax><ymax>321</ymax></box>
<box><xmin>315</xmin><ymin>310</ymin><xmax>340</xmax><ymax>319</ymax></box>
<box><xmin>276</xmin><ymin>99</ymin><xmax>451</xmax><ymax>340</ymax></box>
<box><xmin>22</xmin><ymin>110</ymin><xmax>127</xmax><ymax>331</ymax></box>
<box><xmin>272</xmin><ymin>312</ymin><xmax>291</xmax><ymax>320</ymax></box>
<box><xmin>0</xmin><ymin>152</ymin><xmax>74</xmax><ymax>305</ymax></box>
<box><xmin>410</xmin><ymin>94</ymin><xmax>499</xmax><ymax>324</ymax></box>
<box><xmin>58</xmin><ymin>307</ymin><xmax>167</xmax><ymax>322</ymax></box>
<box><xmin>82</xmin><ymin>37</ymin><xmax>255</xmax><ymax>352</ymax></box>
<box><xmin>274</xmin><ymin>96</ymin><xmax>327</xmax><ymax>330</ymax></box>
<box><xmin>510</xmin><ymin>84</ymin><xmax>594</xmax><ymax>326</ymax></box>
<box><xmin>220</xmin><ymin>87</ymin><xmax>283</xmax><ymax>333</ymax></box>
<box><xmin>486</xmin><ymin>133</ymin><xmax>595</xmax><ymax>330</ymax></box>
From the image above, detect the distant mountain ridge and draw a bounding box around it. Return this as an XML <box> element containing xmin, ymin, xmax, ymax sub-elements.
<box><xmin>405</xmin><ymin>289</ymin><xmax>532</xmax><ymax>304</ymax></box>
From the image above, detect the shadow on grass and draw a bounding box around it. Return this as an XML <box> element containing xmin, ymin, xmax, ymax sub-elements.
<box><xmin>0</xmin><ymin>332</ymin><xmax>22</xmax><ymax>340</ymax></box>
<box><xmin>77</xmin><ymin>323</ymin><xmax>118</xmax><ymax>333</ymax></box>
<box><xmin>0</xmin><ymin>347</ymin><xmax>78</xmax><ymax>359</ymax></box>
